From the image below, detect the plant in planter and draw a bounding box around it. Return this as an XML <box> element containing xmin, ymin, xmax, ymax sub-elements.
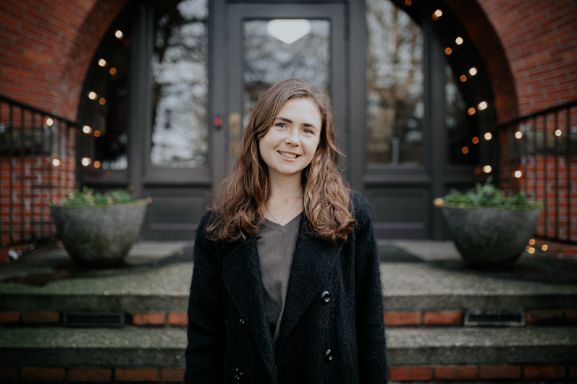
<box><xmin>435</xmin><ymin>181</ymin><xmax>541</xmax><ymax>268</ymax></box>
<box><xmin>50</xmin><ymin>189</ymin><xmax>149</xmax><ymax>268</ymax></box>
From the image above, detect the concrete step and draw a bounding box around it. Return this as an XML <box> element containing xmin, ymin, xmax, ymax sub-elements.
<box><xmin>0</xmin><ymin>326</ymin><xmax>576</xmax><ymax>382</ymax></box>
<box><xmin>1</xmin><ymin>242</ymin><xmax>576</xmax><ymax>327</ymax></box>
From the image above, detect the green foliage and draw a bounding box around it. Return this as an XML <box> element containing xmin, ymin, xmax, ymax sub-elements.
<box><xmin>443</xmin><ymin>182</ymin><xmax>541</xmax><ymax>210</ymax></box>
<box><xmin>56</xmin><ymin>189</ymin><xmax>134</xmax><ymax>208</ymax></box>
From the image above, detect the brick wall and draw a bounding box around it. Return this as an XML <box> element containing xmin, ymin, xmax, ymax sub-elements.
<box><xmin>477</xmin><ymin>0</ymin><xmax>577</xmax><ymax>118</ymax></box>
<box><xmin>0</xmin><ymin>0</ymin><xmax>128</xmax><ymax>119</ymax></box>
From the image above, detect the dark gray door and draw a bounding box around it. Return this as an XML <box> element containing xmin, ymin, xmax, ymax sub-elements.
<box><xmin>225</xmin><ymin>3</ymin><xmax>347</xmax><ymax>174</ymax></box>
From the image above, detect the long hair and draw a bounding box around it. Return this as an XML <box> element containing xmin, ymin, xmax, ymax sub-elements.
<box><xmin>205</xmin><ymin>79</ymin><xmax>355</xmax><ymax>242</ymax></box>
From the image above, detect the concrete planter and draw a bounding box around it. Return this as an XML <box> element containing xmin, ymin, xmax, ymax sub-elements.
<box><xmin>441</xmin><ymin>206</ymin><xmax>541</xmax><ymax>268</ymax></box>
<box><xmin>50</xmin><ymin>200</ymin><xmax>148</xmax><ymax>268</ymax></box>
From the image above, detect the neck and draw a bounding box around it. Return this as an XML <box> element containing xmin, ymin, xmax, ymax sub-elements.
<box><xmin>268</xmin><ymin>172</ymin><xmax>302</xmax><ymax>201</ymax></box>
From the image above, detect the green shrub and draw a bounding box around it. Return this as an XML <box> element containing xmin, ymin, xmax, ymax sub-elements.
<box><xmin>55</xmin><ymin>189</ymin><xmax>135</xmax><ymax>208</ymax></box>
<box><xmin>442</xmin><ymin>182</ymin><xmax>541</xmax><ymax>210</ymax></box>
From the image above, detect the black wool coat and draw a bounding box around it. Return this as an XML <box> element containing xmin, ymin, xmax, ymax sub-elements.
<box><xmin>184</xmin><ymin>192</ymin><xmax>387</xmax><ymax>384</ymax></box>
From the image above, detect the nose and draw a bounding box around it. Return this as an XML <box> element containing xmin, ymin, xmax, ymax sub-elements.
<box><xmin>285</xmin><ymin>129</ymin><xmax>300</xmax><ymax>145</ymax></box>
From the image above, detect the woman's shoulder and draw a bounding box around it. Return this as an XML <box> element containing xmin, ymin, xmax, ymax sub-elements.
<box><xmin>348</xmin><ymin>190</ymin><xmax>373</xmax><ymax>229</ymax></box>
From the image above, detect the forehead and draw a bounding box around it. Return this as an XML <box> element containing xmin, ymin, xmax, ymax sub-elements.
<box><xmin>276</xmin><ymin>98</ymin><xmax>322</xmax><ymax>125</ymax></box>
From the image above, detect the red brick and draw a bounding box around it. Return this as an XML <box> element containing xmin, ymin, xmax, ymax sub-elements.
<box><xmin>115</xmin><ymin>368</ymin><xmax>159</xmax><ymax>381</ymax></box>
<box><xmin>161</xmin><ymin>368</ymin><xmax>185</xmax><ymax>382</ymax></box>
<box><xmin>21</xmin><ymin>311</ymin><xmax>60</xmax><ymax>324</ymax></box>
<box><xmin>525</xmin><ymin>310</ymin><xmax>565</xmax><ymax>324</ymax></box>
<box><xmin>0</xmin><ymin>367</ymin><xmax>18</xmax><ymax>380</ymax></box>
<box><xmin>422</xmin><ymin>311</ymin><xmax>463</xmax><ymax>326</ymax></box>
<box><xmin>524</xmin><ymin>365</ymin><xmax>566</xmax><ymax>379</ymax></box>
<box><xmin>68</xmin><ymin>368</ymin><xmax>112</xmax><ymax>381</ymax></box>
<box><xmin>0</xmin><ymin>311</ymin><xmax>20</xmax><ymax>324</ymax></box>
<box><xmin>389</xmin><ymin>366</ymin><xmax>433</xmax><ymax>381</ymax></box>
<box><xmin>434</xmin><ymin>366</ymin><xmax>478</xmax><ymax>380</ymax></box>
<box><xmin>21</xmin><ymin>367</ymin><xmax>65</xmax><ymax>381</ymax></box>
<box><xmin>132</xmin><ymin>312</ymin><xmax>166</xmax><ymax>326</ymax></box>
<box><xmin>479</xmin><ymin>365</ymin><xmax>521</xmax><ymax>379</ymax></box>
<box><xmin>167</xmin><ymin>312</ymin><xmax>187</xmax><ymax>326</ymax></box>
<box><xmin>383</xmin><ymin>312</ymin><xmax>421</xmax><ymax>326</ymax></box>
<box><xmin>565</xmin><ymin>310</ymin><xmax>577</xmax><ymax>322</ymax></box>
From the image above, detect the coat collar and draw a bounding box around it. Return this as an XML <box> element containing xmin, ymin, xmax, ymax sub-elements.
<box><xmin>221</xmin><ymin>216</ymin><xmax>342</xmax><ymax>373</ymax></box>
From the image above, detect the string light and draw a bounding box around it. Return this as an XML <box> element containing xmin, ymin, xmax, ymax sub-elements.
<box><xmin>541</xmin><ymin>244</ymin><xmax>549</xmax><ymax>252</ymax></box>
<box><xmin>526</xmin><ymin>246</ymin><xmax>536</xmax><ymax>255</ymax></box>
<box><xmin>404</xmin><ymin>0</ymin><xmax>412</xmax><ymax>6</ymax></box>
<box><xmin>472</xmin><ymin>136</ymin><xmax>480</xmax><ymax>144</ymax></box>
<box><xmin>81</xmin><ymin>157</ymin><xmax>92</xmax><ymax>167</ymax></box>
<box><xmin>468</xmin><ymin>67</ymin><xmax>478</xmax><ymax>76</ymax></box>
<box><xmin>455</xmin><ymin>36</ymin><xmax>464</xmax><ymax>45</ymax></box>
<box><xmin>461</xmin><ymin>146</ymin><xmax>469</xmax><ymax>155</ymax></box>
<box><xmin>432</xmin><ymin>9</ymin><xmax>443</xmax><ymax>20</ymax></box>
<box><xmin>88</xmin><ymin>91</ymin><xmax>97</xmax><ymax>100</ymax></box>
<box><xmin>467</xmin><ymin>107</ymin><xmax>476</xmax><ymax>116</ymax></box>
<box><xmin>554</xmin><ymin>129</ymin><xmax>562</xmax><ymax>137</ymax></box>
<box><xmin>478</xmin><ymin>101</ymin><xmax>488</xmax><ymax>110</ymax></box>
<box><xmin>444</xmin><ymin>47</ymin><xmax>453</xmax><ymax>55</ymax></box>
<box><xmin>484</xmin><ymin>132</ymin><xmax>493</xmax><ymax>141</ymax></box>
<box><xmin>529</xmin><ymin>238</ymin><xmax>536</xmax><ymax>245</ymax></box>
<box><xmin>82</xmin><ymin>125</ymin><xmax>92</xmax><ymax>134</ymax></box>
<box><xmin>98</xmin><ymin>58</ymin><xmax>107</xmax><ymax>67</ymax></box>
<box><xmin>482</xmin><ymin>165</ymin><xmax>492</xmax><ymax>174</ymax></box>
<box><xmin>93</xmin><ymin>160</ymin><xmax>102</xmax><ymax>169</ymax></box>
<box><xmin>52</xmin><ymin>158</ymin><xmax>61</xmax><ymax>167</ymax></box>
<box><xmin>109</xmin><ymin>67</ymin><xmax>117</xmax><ymax>76</ymax></box>
<box><xmin>115</xmin><ymin>30</ymin><xmax>124</xmax><ymax>39</ymax></box>
<box><xmin>459</xmin><ymin>74</ymin><xmax>468</xmax><ymax>82</ymax></box>
<box><xmin>93</xmin><ymin>130</ymin><xmax>102</xmax><ymax>138</ymax></box>
<box><xmin>514</xmin><ymin>130</ymin><xmax>523</xmax><ymax>139</ymax></box>
<box><xmin>514</xmin><ymin>170</ymin><xmax>523</xmax><ymax>178</ymax></box>
<box><xmin>98</xmin><ymin>97</ymin><xmax>107</xmax><ymax>106</ymax></box>
<box><xmin>46</xmin><ymin>118</ymin><xmax>54</xmax><ymax>126</ymax></box>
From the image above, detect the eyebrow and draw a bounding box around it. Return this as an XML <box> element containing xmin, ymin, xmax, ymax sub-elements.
<box><xmin>275</xmin><ymin>116</ymin><xmax>319</xmax><ymax>131</ymax></box>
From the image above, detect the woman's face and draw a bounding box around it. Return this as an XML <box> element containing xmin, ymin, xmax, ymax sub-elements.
<box><xmin>258</xmin><ymin>97</ymin><xmax>322</xmax><ymax>180</ymax></box>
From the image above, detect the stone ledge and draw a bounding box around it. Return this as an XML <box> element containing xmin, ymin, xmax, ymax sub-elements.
<box><xmin>1</xmin><ymin>326</ymin><xmax>576</xmax><ymax>367</ymax></box>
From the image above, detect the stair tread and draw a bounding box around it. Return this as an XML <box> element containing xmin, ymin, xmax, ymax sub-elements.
<box><xmin>1</xmin><ymin>326</ymin><xmax>576</xmax><ymax>367</ymax></box>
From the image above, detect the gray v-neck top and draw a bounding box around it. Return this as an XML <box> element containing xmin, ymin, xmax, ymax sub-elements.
<box><xmin>256</xmin><ymin>213</ymin><xmax>302</xmax><ymax>343</ymax></box>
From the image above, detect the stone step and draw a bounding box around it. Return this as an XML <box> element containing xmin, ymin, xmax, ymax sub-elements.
<box><xmin>1</xmin><ymin>242</ymin><xmax>576</xmax><ymax>325</ymax></box>
<box><xmin>0</xmin><ymin>326</ymin><xmax>576</xmax><ymax>382</ymax></box>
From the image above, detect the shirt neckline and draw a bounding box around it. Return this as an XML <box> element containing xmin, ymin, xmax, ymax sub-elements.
<box><xmin>263</xmin><ymin>212</ymin><xmax>303</xmax><ymax>231</ymax></box>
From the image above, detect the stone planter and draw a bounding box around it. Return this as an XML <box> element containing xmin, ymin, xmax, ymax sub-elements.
<box><xmin>441</xmin><ymin>206</ymin><xmax>541</xmax><ymax>268</ymax></box>
<box><xmin>50</xmin><ymin>200</ymin><xmax>148</xmax><ymax>268</ymax></box>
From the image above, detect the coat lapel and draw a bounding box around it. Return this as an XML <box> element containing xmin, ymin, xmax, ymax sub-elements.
<box><xmin>221</xmin><ymin>237</ymin><xmax>277</xmax><ymax>382</ymax></box>
<box><xmin>276</xmin><ymin>217</ymin><xmax>343</xmax><ymax>348</ymax></box>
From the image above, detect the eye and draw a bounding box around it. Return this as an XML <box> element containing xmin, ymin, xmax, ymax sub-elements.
<box><xmin>274</xmin><ymin>122</ymin><xmax>287</xmax><ymax>129</ymax></box>
<box><xmin>304</xmin><ymin>128</ymin><xmax>315</xmax><ymax>135</ymax></box>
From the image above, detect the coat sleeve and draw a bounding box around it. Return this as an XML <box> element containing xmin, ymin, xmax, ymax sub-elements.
<box><xmin>353</xmin><ymin>193</ymin><xmax>388</xmax><ymax>383</ymax></box>
<box><xmin>184</xmin><ymin>213</ymin><xmax>224</xmax><ymax>383</ymax></box>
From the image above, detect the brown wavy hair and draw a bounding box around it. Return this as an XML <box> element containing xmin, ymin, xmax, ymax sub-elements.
<box><xmin>205</xmin><ymin>79</ymin><xmax>355</xmax><ymax>242</ymax></box>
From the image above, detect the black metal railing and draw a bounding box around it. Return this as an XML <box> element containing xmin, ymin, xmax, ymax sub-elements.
<box><xmin>498</xmin><ymin>99</ymin><xmax>577</xmax><ymax>244</ymax></box>
<box><xmin>0</xmin><ymin>94</ymin><xmax>82</xmax><ymax>248</ymax></box>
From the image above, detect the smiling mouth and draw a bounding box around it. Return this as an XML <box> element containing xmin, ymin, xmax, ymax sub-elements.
<box><xmin>278</xmin><ymin>151</ymin><xmax>301</xmax><ymax>159</ymax></box>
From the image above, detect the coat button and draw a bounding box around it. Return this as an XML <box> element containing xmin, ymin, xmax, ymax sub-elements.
<box><xmin>233</xmin><ymin>368</ymin><xmax>244</xmax><ymax>380</ymax></box>
<box><xmin>324</xmin><ymin>348</ymin><xmax>333</xmax><ymax>362</ymax></box>
<box><xmin>239</xmin><ymin>317</ymin><xmax>246</xmax><ymax>325</ymax></box>
<box><xmin>321</xmin><ymin>290</ymin><xmax>331</xmax><ymax>304</ymax></box>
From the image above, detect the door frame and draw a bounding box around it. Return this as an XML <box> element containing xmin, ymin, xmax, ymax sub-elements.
<box><xmin>220</xmin><ymin>3</ymin><xmax>348</xmax><ymax>183</ymax></box>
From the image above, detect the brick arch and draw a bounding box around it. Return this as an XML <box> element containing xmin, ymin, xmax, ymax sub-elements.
<box><xmin>58</xmin><ymin>0</ymin><xmax>129</xmax><ymax>120</ymax></box>
<box><xmin>0</xmin><ymin>0</ymin><xmax>127</xmax><ymax>119</ymax></box>
<box><xmin>447</xmin><ymin>0</ymin><xmax>518</xmax><ymax>123</ymax></box>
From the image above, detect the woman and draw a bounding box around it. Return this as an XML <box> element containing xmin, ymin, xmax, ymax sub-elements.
<box><xmin>185</xmin><ymin>79</ymin><xmax>387</xmax><ymax>383</ymax></box>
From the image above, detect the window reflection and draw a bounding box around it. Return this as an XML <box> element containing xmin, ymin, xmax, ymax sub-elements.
<box><xmin>82</xmin><ymin>21</ymin><xmax>130</xmax><ymax>171</ymax></box>
<box><xmin>151</xmin><ymin>0</ymin><xmax>208</xmax><ymax>168</ymax></box>
<box><xmin>243</xmin><ymin>19</ymin><xmax>330</xmax><ymax>128</ymax></box>
<box><xmin>446</xmin><ymin>65</ymin><xmax>478</xmax><ymax>165</ymax></box>
<box><xmin>366</xmin><ymin>0</ymin><xmax>424</xmax><ymax>165</ymax></box>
